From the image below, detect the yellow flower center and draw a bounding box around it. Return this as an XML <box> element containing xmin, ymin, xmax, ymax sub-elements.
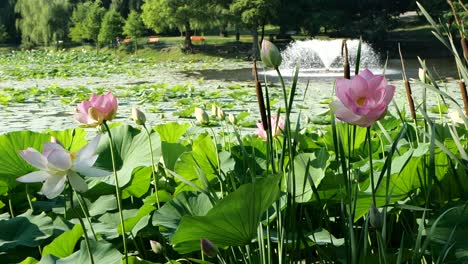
<box><xmin>70</xmin><ymin>152</ymin><xmax>76</xmax><ymax>161</ymax></box>
<box><xmin>356</xmin><ymin>97</ymin><xmax>366</xmax><ymax>107</ymax></box>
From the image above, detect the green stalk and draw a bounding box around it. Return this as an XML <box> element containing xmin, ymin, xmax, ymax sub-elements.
<box><xmin>68</xmin><ymin>187</ymin><xmax>95</xmax><ymax>264</ymax></box>
<box><xmin>143</xmin><ymin>124</ymin><xmax>160</xmax><ymax>209</ymax></box>
<box><xmin>25</xmin><ymin>185</ymin><xmax>33</xmax><ymax>210</ymax></box>
<box><xmin>367</xmin><ymin>127</ymin><xmax>377</xmax><ymax>207</ymax></box>
<box><xmin>76</xmin><ymin>193</ymin><xmax>97</xmax><ymax>240</ymax></box>
<box><xmin>103</xmin><ymin>121</ymin><xmax>128</xmax><ymax>264</ymax></box>
<box><xmin>8</xmin><ymin>196</ymin><xmax>14</xmax><ymax>218</ymax></box>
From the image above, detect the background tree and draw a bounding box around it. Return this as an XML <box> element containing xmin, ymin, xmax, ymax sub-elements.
<box><xmin>85</xmin><ymin>2</ymin><xmax>106</xmax><ymax>47</ymax></box>
<box><xmin>98</xmin><ymin>9</ymin><xmax>124</xmax><ymax>47</ymax></box>
<box><xmin>69</xmin><ymin>2</ymin><xmax>92</xmax><ymax>42</ymax></box>
<box><xmin>15</xmin><ymin>0</ymin><xmax>71</xmax><ymax>47</ymax></box>
<box><xmin>0</xmin><ymin>0</ymin><xmax>18</xmax><ymax>43</ymax></box>
<box><xmin>111</xmin><ymin>0</ymin><xmax>145</xmax><ymax>17</ymax></box>
<box><xmin>141</xmin><ymin>0</ymin><xmax>212</xmax><ymax>50</ymax></box>
<box><xmin>69</xmin><ymin>1</ymin><xmax>106</xmax><ymax>47</ymax></box>
<box><xmin>0</xmin><ymin>25</ymin><xmax>9</xmax><ymax>43</ymax></box>
<box><xmin>123</xmin><ymin>10</ymin><xmax>146</xmax><ymax>53</ymax></box>
<box><xmin>230</xmin><ymin>0</ymin><xmax>280</xmax><ymax>58</ymax></box>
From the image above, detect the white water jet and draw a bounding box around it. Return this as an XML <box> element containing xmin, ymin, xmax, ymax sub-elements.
<box><xmin>264</xmin><ymin>39</ymin><xmax>399</xmax><ymax>78</ymax></box>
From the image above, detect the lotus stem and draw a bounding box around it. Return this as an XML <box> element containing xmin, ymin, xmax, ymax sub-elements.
<box><xmin>8</xmin><ymin>196</ymin><xmax>14</xmax><ymax>218</ymax></box>
<box><xmin>103</xmin><ymin>121</ymin><xmax>128</xmax><ymax>264</ymax></box>
<box><xmin>143</xmin><ymin>124</ymin><xmax>160</xmax><ymax>209</ymax></box>
<box><xmin>76</xmin><ymin>193</ymin><xmax>97</xmax><ymax>240</ymax></box>
<box><xmin>68</xmin><ymin>187</ymin><xmax>95</xmax><ymax>264</ymax></box>
<box><xmin>367</xmin><ymin>128</ymin><xmax>377</xmax><ymax>207</ymax></box>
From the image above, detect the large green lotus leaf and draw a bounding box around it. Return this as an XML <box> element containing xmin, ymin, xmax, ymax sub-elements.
<box><xmin>323</xmin><ymin>122</ymin><xmax>368</xmax><ymax>157</ymax></box>
<box><xmin>119</xmin><ymin>193</ymin><xmax>159</xmax><ymax>234</ymax></box>
<box><xmin>56</xmin><ymin>240</ymin><xmax>122</xmax><ymax>264</ymax></box>
<box><xmin>173</xmin><ymin>133</ymin><xmax>222</xmax><ymax>193</ymax></box>
<box><xmin>87</xmin><ymin>194</ymin><xmax>117</xmax><ymax>217</ymax></box>
<box><xmin>292</xmin><ymin>149</ymin><xmax>330</xmax><ymax>203</ymax></box>
<box><xmin>0</xmin><ymin>131</ymin><xmax>50</xmax><ymax>191</ymax></box>
<box><xmin>46</xmin><ymin>128</ymin><xmax>88</xmax><ymax>153</ymax></box>
<box><xmin>19</xmin><ymin>256</ymin><xmax>39</xmax><ymax>264</ymax></box>
<box><xmin>154</xmin><ymin>122</ymin><xmax>190</xmax><ymax>143</ymax></box>
<box><xmin>152</xmin><ymin>191</ymin><xmax>213</xmax><ymax>240</ymax></box>
<box><xmin>42</xmin><ymin>224</ymin><xmax>83</xmax><ymax>258</ymax></box>
<box><xmin>376</xmin><ymin>144</ymin><xmax>448</xmax><ymax>197</ymax></box>
<box><xmin>0</xmin><ymin>210</ymin><xmax>54</xmax><ymax>251</ymax></box>
<box><xmin>161</xmin><ymin>142</ymin><xmax>189</xmax><ymax>171</ymax></box>
<box><xmin>122</xmin><ymin>166</ymin><xmax>152</xmax><ymax>199</ymax></box>
<box><xmin>94</xmin><ymin>125</ymin><xmax>161</xmax><ymax>187</ymax></box>
<box><xmin>172</xmin><ymin>176</ymin><xmax>280</xmax><ymax>253</ymax></box>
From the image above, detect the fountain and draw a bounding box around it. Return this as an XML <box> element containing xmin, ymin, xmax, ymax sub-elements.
<box><xmin>265</xmin><ymin>39</ymin><xmax>399</xmax><ymax>78</ymax></box>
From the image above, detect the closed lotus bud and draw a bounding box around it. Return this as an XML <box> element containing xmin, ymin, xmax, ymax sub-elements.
<box><xmin>211</xmin><ymin>104</ymin><xmax>218</xmax><ymax>116</ymax></box>
<box><xmin>369</xmin><ymin>204</ymin><xmax>383</xmax><ymax>230</ymax></box>
<box><xmin>50</xmin><ymin>136</ymin><xmax>64</xmax><ymax>147</ymax></box>
<box><xmin>150</xmin><ymin>240</ymin><xmax>163</xmax><ymax>254</ymax></box>
<box><xmin>131</xmin><ymin>107</ymin><xmax>146</xmax><ymax>126</ymax></box>
<box><xmin>217</xmin><ymin>107</ymin><xmax>225</xmax><ymax>120</ymax></box>
<box><xmin>418</xmin><ymin>68</ymin><xmax>431</xmax><ymax>84</ymax></box>
<box><xmin>200</xmin><ymin>238</ymin><xmax>218</xmax><ymax>258</ymax></box>
<box><xmin>448</xmin><ymin>110</ymin><xmax>465</xmax><ymax>124</ymax></box>
<box><xmin>194</xmin><ymin>107</ymin><xmax>209</xmax><ymax>125</ymax></box>
<box><xmin>228</xmin><ymin>113</ymin><xmax>237</xmax><ymax>125</ymax></box>
<box><xmin>260</xmin><ymin>40</ymin><xmax>282</xmax><ymax>69</ymax></box>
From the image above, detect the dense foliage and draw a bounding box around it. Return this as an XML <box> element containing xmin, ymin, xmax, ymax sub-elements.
<box><xmin>0</xmin><ymin>0</ymin><xmax>460</xmax><ymax>49</ymax></box>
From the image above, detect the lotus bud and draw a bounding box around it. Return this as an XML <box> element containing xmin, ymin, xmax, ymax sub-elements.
<box><xmin>200</xmin><ymin>238</ymin><xmax>218</xmax><ymax>258</ymax></box>
<box><xmin>50</xmin><ymin>136</ymin><xmax>64</xmax><ymax>147</ymax></box>
<box><xmin>369</xmin><ymin>204</ymin><xmax>383</xmax><ymax>230</ymax></box>
<box><xmin>448</xmin><ymin>110</ymin><xmax>465</xmax><ymax>124</ymax></box>
<box><xmin>260</xmin><ymin>40</ymin><xmax>282</xmax><ymax>69</ymax></box>
<box><xmin>418</xmin><ymin>68</ymin><xmax>431</xmax><ymax>84</ymax></box>
<box><xmin>194</xmin><ymin>107</ymin><xmax>209</xmax><ymax>125</ymax></box>
<box><xmin>211</xmin><ymin>104</ymin><xmax>218</xmax><ymax>116</ymax></box>
<box><xmin>131</xmin><ymin>107</ymin><xmax>146</xmax><ymax>126</ymax></box>
<box><xmin>228</xmin><ymin>113</ymin><xmax>237</xmax><ymax>125</ymax></box>
<box><xmin>150</xmin><ymin>240</ymin><xmax>163</xmax><ymax>254</ymax></box>
<box><xmin>217</xmin><ymin>107</ymin><xmax>225</xmax><ymax>120</ymax></box>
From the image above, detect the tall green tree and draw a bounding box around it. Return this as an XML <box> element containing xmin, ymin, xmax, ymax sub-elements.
<box><xmin>111</xmin><ymin>0</ymin><xmax>145</xmax><ymax>17</ymax></box>
<box><xmin>69</xmin><ymin>1</ymin><xmax>105</xmax><ymax>46</ymax></box>
<box><xmin>230</xmin><ymin>0</ymin><xmax>280</xmax><ymax>58</ymax></box>
<box><xmin>0</xmin><ymin>0</ymin><xmax>17</xmax><ymax>43</ymax></box>
<box><xmin>15</xmin><ymin>0</ymin><xmax>71</xmax><ymax>47</ymax></box>
<box><xmin>98</xmin><ymin>9</ymin><xmax>124</xmax><ymax>46</ymax></box>
<box><xmin>123</xmin><ymin>10</ymin><xmax>146</xmax><ymax>52</ymax></box>
<box><xmin>141</xmin><ymin>0</ymin><xmax>213</xmax><ymax>50</ymax></box>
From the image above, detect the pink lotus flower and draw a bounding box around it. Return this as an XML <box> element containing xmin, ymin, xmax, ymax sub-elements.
<box><xmin>16</xmin><ymin>135</ymin><xmax>109</xmax><ymax>199</ymax></box>
<box><xmin>255</xmin><ymin>115</ymin><xmax>284</xmax><ymax>140</ymax></box>
<box><xmin>74</xmin><ymin>92</ymin><xmax>118</xmax><ymax>127</ymax></box>
<box><xmin>330</xmin><ymin>69</ymin><xmax>395</xmax><ymax>127</ymax></box>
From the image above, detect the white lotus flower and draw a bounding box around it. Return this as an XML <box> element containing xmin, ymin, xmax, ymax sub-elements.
<box><xmin>16</xmin><ymin>135</ymin><xmax>109</xmax><ymax>199</ymax></box>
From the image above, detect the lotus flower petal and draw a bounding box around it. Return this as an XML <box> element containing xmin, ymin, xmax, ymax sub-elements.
<box><xmin>74</xmin><ymin>92</ymin><xmax>118</xmax><ymax>127</ymax></box>
<box><xmin>330</xmin><ymin>69</ymin><xmax>395</xmax><ymax>127</ymax></box>
<box><xmin>17</xmin><ymin>171</ymin><xmax>50</xmax><ymax>183</ymax></box>
<box><xmin>19</xmin><ymin>148</ymin><xmax>48</xmax><ymax>170</ymax></box>
<box><xmin>68</xmin><ymin>171</ymin><xmax>88</xmax><ymax>193</ymax></box>
<box><xmin>255</xmin><ymin>115</ymin><xmax>284</xmax><ymax>140</ymax></box>
<box><xmin>41</xmin><ymin>173</ymin><xmax>67</xmax><ymax>199</ymax></box>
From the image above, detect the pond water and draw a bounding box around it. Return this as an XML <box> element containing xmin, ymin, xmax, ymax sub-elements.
<box><xmin>0</xmin><ymin>51</ymin><xmax>462</xmax><ymax>135</ymax></box>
